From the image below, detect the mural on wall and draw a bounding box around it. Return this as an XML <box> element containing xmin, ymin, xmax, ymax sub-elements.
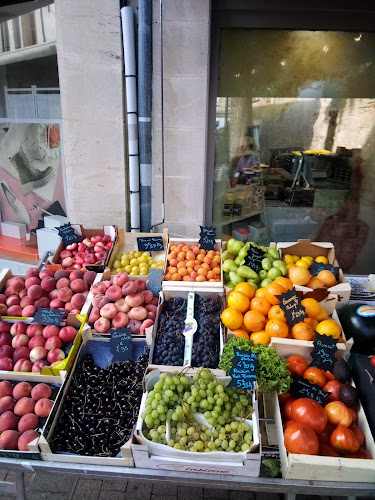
<box><xmin>0</xmin><ymin>123</ymin><xmax>66</xmax><ymax>234</ymax></box>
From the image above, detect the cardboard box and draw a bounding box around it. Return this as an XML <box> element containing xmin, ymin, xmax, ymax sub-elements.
<box><xmin>163</xmin><ymin>239</ymin><xmax>223</xmax><ymax>290</ymax></box>
<box><xmin>276</xmin><ymin>240</ymin><xmax>351</xmax><ymax>304</ymax></box>
<box><xmin>38</xmin><ymin>328</ymin><xmax>148</xmax><ymax>466</ymax></box>
<box><xmin>131</xmin><ymin>368</ymin><xmax>261</xmax><ymax>476</ymax></box>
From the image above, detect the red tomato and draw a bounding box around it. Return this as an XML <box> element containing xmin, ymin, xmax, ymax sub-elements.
<box><xmin>287</xmin><ymin>355</ymin><xmax>308</xmax><ymax>377</ymax></box>
<box><xmin>350</xmin><ymin>424</ymin><xmax>365</xmax><ymax>448</ymax></box>
<box><xmin>323</xmin><ymin>380</ymin><xmax>342</xmax><ymax>402</ymax></box>
<box><xmin>317</xmin><ymin>421</ymin><xmax>336</xmax><ymax>444</ymax></box>
<box><xmin>325</xmin><ymin>401</ymin><xmax>353</xmax><ymax>427</ymax></box>
<box><xmin>319</xmin><ymin>443</ymin><xmax>340</xmax><ymax>457</ymax></box>
<box><xmin>278</xmin><ymin>392</ymin><xmax>292</xmax><ymax>405</ymax></box>
<box><xmin>303</xmin><ymin>367</ymin><xmax>326</xmax><ymax>388</ymax></box>
<box><xmin>291</xmin><ymin>398</ymin><xmax>327</xmax><ymax>434</ymax></box>
<box><xmin>283</xmin><ymin>398</ymin><xmax>296</xmax><ymax>421</ymax></box>
<box><xmin>370</xmin><ymin>355</ymin><xmax>375</xmax><ymax>367</ymax></box>
<box><xmin>324</xmin><ymin>370</ymin><xmax>336</xmax><ymax>381</ymax></box>
<box><xmin>284</xmin><ymin>423</ymin><xmax>319</xmax><ymax>455</ymax></box>
<box><xmin>330</xmin><ymin>425</ymin><xmax>360</xmax><ymax>454</ymax></box>
<box><xmin>348</xmin><ymin>407</ymin><xmax>358</xmax><ymax>423</ymax></box>
<box><xmin>346</xmin><ymin>448</ymin><xmax>373</xmax><ymax>459</ymax></box>
<box><xmin>283</xmin><ymin>419</ymin><xmax>295</xmax><ymax>430</ymax></box>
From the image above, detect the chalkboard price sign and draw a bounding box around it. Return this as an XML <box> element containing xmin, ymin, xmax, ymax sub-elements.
<box><xmin>109</xmin><ymin>327</ymin><xmax>133</xmax><ymax>362</ymax></box>
<box><xmin>309</xmin><ymin>332</ymin><xmax>339</xmax><ymax>371</ymax></box>
<box><xmin>277</xmin><ymin>288</ymin><xmax>307</xmax><ymax>327</ymax></box>
<box><xmin>146</xmin><ymin>268</ymin><xmax>164</xmax><ymax>297</ymax></box>
<box><xmin>56</xmin><ymin>223</ymin><xmax>80</xmax><ymax>245</ymax></box>
<box><xmin>244</xmin><ymin>247</ymin><xmax>265</xmax><ymax>273</ymax></box>
<box><xmin>310</xmin><ymin>261</ymin><xmax>340</xmax><ymax>279</ymax></box>
<box><xmin>199</xmin><ymin>226</ymin><xmax>216</xmax><ymax>251</ymax></box>
<box><xmin>137</xmin><ymin>237</ymin><xmax>164</xmax><ymax>252</ymax></box>
<box><xmin>228</xmin><ymin>348</ymin><xmax>258</xmax><ymax>390</ymax></box>
<box><xmin>33</xmin><ymin>307</ymin><xmax>66</xmax><ymax>325</ymax></box>
<box><xmin>291</xmin><ymin>376</ymin><xmax>330</xmax><ymax>406</ymax></box>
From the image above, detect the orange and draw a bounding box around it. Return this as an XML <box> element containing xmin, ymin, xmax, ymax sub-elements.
<box><xmin>265</xmin><ymin>283</ymin><xmax>286</xmax><ymax>305</ymax></box>
<box><xmin>288</xmin><ymin>266</ymin><xmax>311</xmax><ymax>286</ymax></box>
<box><xmin>268</xmin><ymin>305</ymin><xmax>287</xmax><ymax>323</ymax></box>
<box><xmin>301</xmin><ymin>298</ymin><xmax>320</xmax><ymax>318</ymax></box>
<box><xmin>265</xmin><ymin>318</ymin><xmax>289</xmax><ymax>338</ymax></box>
<box><xmin>292</xmin><ymin>322</ymin><xmax>315</xmax><ymax>341</ymax></box>
<box><xmin>316</xmin><ymin>270</ymin><xmax>337</xmax><ymax>288</ymax></box>
<box><xmin>315</xmin><ymin>306</ymin><xmax>329</xmax><ymax>322</ymax></box>
<box><xmin>232</xmin><ymin>329</ymin><xmax>250</xmax><ymax>340</ymax></box>
<box><xmin>243</xmin><ymin>310</ymin><xmax>266</xmax><ymax>332</ymax></box>
<box><xmin>306</xmin><ymin>277</ymin><xmax>325</xmax><ymax>289</ymax></box>
<box><xmin>228</xmin><ymin>291</ymin><xmax>250</xmax><ymax>313</ymax></box>
<box><xmin>250</xmin><ymin>330</ymin><xmax>271</xmax><ymax>345</ymax></box>
<box><xmin>255</xmin><ymin>287</ymin><xmax>267</xmax><ymax>299</ymax></box>
<box><xmin>316</xmin><ymin>319</ymin><xmax>342</xmax><ymax>339</ymax></box>
<box><xmin>250</xmin><ymin>296</ymin><xmax>271</xmax><ymax>316</ymax></box>
<box><xmin>221</xmin><ymin>307</ymin><xmax>244</xmax><ymax>330</ymax></box>
<box><xmin>304</xmin><ymin>317</ymin><xmax>319</xmax><ymax>330</ymax></box>
<box><xmin>273</xmin><ymin>277</ymin><xmax>294</xmax><ymax>291</ymax></box>
<box><xmin>234</xmin><ymin>282</ymin><xmax>255</xmax><ymax>300</ymax></box>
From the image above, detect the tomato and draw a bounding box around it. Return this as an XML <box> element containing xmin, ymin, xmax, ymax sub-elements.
<box><xmin>283</xmin><ymin>398</ymin><xmax>296</xmax><ymax>420</ymax></box>
<box><xmin>291</xmin><ymin>398</ymin><xmax>327</xmax><ymax>434</ymax></box>
<box><xmin>348</xmin><ymin>407</ymin><xmax>358</xmax><ymax>423</ymax></box>
<box><xmin>323</xmin><ymin>380</ymin><xmax>342</xmax><ymax>402</ymax></box>
<box><xmin>370</xmin><ymin>355</ymin><xmax>375</xmax><ymax>367</ymax></box>
<box><xmin>324</xmin><ymin>370</ymin><xmax>336</xmax><ymax>381</ymax></box>
<box><xmin>317</xmin><ymin>421</ymin><xmax>336</xmax><ymax>444</ymax></box>
<box><xmin>346</xmin><ymin>448</ymin><xmax>373</xmax><ymax>459</ymax></box>
<box><xmin>283</xmin><ymin>419</ymin><xmax>295</xmax><ymax>430</ymax></box>
<box><xmin>284</xmin><ymin>423</ymin><xmax>319</xmax><ymax>455</ymax></box>
<box><xmin>287</xmin><ymin>355</ymin><xmax>308</xmax><ymax>377</ymax></box>
<box><xmin>330</xmin><ymin>425</ymin><xmax>360</xmax><ymax>454</ymax></box>
<box><xmin>319</xmin><ymin>443</ymin><xmax>340</xmax><ymax>457</ymax></box>
<box><xmin>349</xmin><ymin>424</ymin><xmax>365</xmax><ymax>448</ymax></box>
<box><xmin>278</xmin><ymin>392</ymin><xmax>292</xmax><ymax>405</ymax></box>
<box><xmin>325</xmin><ymin>401</ymin><xmax>353</xmax><ymax>427</ymax></box>
<box><xmin>303</xmin><ymin>367</ymin><xmax>326</xmax><ymax>388</ymax></box>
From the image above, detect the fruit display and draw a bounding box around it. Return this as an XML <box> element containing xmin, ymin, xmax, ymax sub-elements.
<box><xmin>222</xmin><ymin>239</ymin><xmax>286</xmax><ymax>289</ymax></box>
<box><xmin>152</xmin><ymin>294</ymin><xmax>222</xmax><ymax>368</ymax></box>
<box><xmin>140</xmin><ymin>368</ymin><xmax>255</xmax><ymax>453</ymax></box>
<box><xmin>0</xmin><ymin>268</ymin><xmax>97</xmax><ymax>318</ymax></box>
<box><xmin>220</xmin><ymin>279</ymin><xmax>344</xmax><ymax>346</ymax></box>
<box><xmin>164</xmin><ymin>242</ymin><xmax>221</xmax><ymax>283</ymax></box>
<box><xmin>88</xmin><ymin>272</ymin><xmax>158</xmax><ymax>335</ymax></box>
<box><xmin>50</xmin><ymin>349</ymin><xmax>149</xmax><ymax>457</ymax></box>
<box><xmin>55</xmin><ymin>234</ymin><xmax>113</xmax><ymax>270</ymax></box>
<box><xmin>0</xmin><ymin>320</ymin><xmax>78</xmax><ymax>373</ymax></box>
<box><xmin>0</xmin><ymin>379</ymin><xmax>58</xmax><ymax>452</ymax></box>
<box><xmin>111</xmin><ymin>250</ymin><xmax>165</xmax><ymax>276</ymax></box>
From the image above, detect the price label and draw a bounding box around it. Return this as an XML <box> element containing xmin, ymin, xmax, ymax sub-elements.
<box><xmin>291</xmin><ymin>376</ymin><xmax>330</xmax><ymax>406</ymax></box>
<box><xmin>109</xmin><ymin>327</ymin><xmax>133</xmax><ymax>361</ymax></box>
<box><xmin>244</xmin><ymin>247</ymin><xmax>265</xmax><ymax>273</ymax></box>
<box><xmin>228</xmin><ymin>348</ymin><xmax>258</xmax><ymax>390</ymax></box>
<box><xmin>56</xmin><ymin>223</ymin><xmax>80</xmax><ymax>245</ymax></box>
<box><xmin>310</xmin><ymin>261</ymin><xmax>340</xmax><ymax>279</ymax></box>
<box><xmin>199</xmin><ymin>226</ymin><xmax>216</xmax><ymax>251</ymax></box>
<box><xmin>33</xmin><ymin>307</ymin><xmax>66</xmax><ymax>325</ymax></box>
<box><xmin>277</xmin><ymin>288</ymin><xmax>307</xmax><ymax>327</ymax></box>
<box><xmin>146</xmin><ymin>268</ymin><xmax>164</xmax><ymax>297</ymax></box>
<box><xmin>137</xmin><ymin>236</ymin><xmax>164</xmax><ymax>252</ymax></box>
<box><xmin>309</xmin><ymin>332</ymin><xmax>338</xmax><ymax>371</ymax></box>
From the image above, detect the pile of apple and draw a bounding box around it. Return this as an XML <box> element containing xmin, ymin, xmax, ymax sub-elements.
<box><xmin>0</xmin><ymin>268</ymin><xmax>97</xmax><ymax>318</ymax></box>
<box><xmin>58</xmin><ymin>234</ymin><xmax>113</xmax><ymax>270</ymax></box>
<box><xmin>88</xmin><ymin>271</ymin><xmax>158</xmax><ymax>335</ymax></box>
<box><xmin>0</xmin><ymin>380</ymin><xmax>55</xmax><ymax>451</ymax></box>
<box><xmin>0</xmin><ymin>320</ymin><xmax>77</xmax><ymax>373</ymax></box>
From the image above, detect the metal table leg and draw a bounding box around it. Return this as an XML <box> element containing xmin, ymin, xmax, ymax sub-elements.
<box><xmin>15</xmin><ymin>470</ymin><xmax>26</xmax><ymax>500</ymax></box>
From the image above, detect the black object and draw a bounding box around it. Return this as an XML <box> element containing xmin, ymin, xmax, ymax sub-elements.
<box><xmin>109</xmin><ymin>327</ymin><xmax>133</xmax><ymax>362</ymax></box>
<box><xmin>338</xmin><ymin>304</ymin><xmax>375</xmax><ymax>354</ymax></box>
<box><xmin>309</xmin><ymin>332</ymin><xmax>338</xmax><ymax>371</ymax></box>
<box><xmin>146</xmin><ymin>268</ymin><xmax>164</xmax><ymax>297</ymax></box>
<box><xmin>31</xmin><ymin>201</ymin><xmax>67</xmax><ymax>234</ymax></box>
<box><xmin>333</xmin><ymin>358</ymin><xmax>351</xmax><ymax>383</ymax></box>
<box><xmin>338</xmin><ymin>384</ymin><xmax>359</xmax><ymax>408</ymax></box>
<box><xmin>277</xmin><ymin>288</ymin><xmax>307</xmax><ymax>327</ymax></box>
<box><xmin>351</xmin><ymin>353</ymin><xmax>375</xmax><ymax>440</ymax></box>
<box><xmin>244</xmin><ymin>247</ymin><xmax>265</xmax><ymax>273</ymax></box>
<box><xmin>291</xmin><ymin>376</ymin><xmax>330</xmax><ymax>406</ymax></box>
<box><xmin>137</xmin><ymin>236</ymin><xmax>164</xmax><ymax>252</ymax></box>
<box><xmin>56</xmin><ymin>223</ymin><xmax>80</xmax><ymax>245</ymax></box>
<box><xmin>33</xmin><ymin>307</ymin><xmax>66</xmax><ymax>325</ymax></box>
<box><xmin>228</xmin><ymin>347</ymin><xmax>258</xmax><ymax>390</ymax></box>
<box><xmin>86</xmin><ymin>264</ymin><xmax>105</xmax><ymax>273</ymax></box>
<box><xmin>310</xmin><ymin>261</ymin><xmax>340</xmax><ymax>279</ymax></box>
<box><xmin>199</xmin><ymin>226</ymin><xmax>216</xmax><ymax>251</ymax></box>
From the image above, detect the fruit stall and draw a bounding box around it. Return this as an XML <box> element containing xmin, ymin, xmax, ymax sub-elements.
<box><xmin>0</xmin><ymin>229</ymin><xmax>374</xmax><ymax>499</ymax></box>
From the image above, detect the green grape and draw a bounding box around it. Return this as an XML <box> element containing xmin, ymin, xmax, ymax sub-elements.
<box><xmin>151</xmin><ymin>410</ymin><xmax>159</xmax><ymax>419</ymax></box>
<box><xmin>145</xmin><ymin>415</ymin><xmax>153</xmax><ymax>427</ymax></box>
<box><xmin>242</xmin><ymin>443</ymin><xmax>249</xmax><ymax>452</ymax></box>
<box><xmin>229</xmin><ymin>439</ymin><xmax>236</xmax><ymax>449</ymax></box>
<box><xmin>154</xmin><ymin>381</ymin><xmax>163</xmax><ymax>391</ymax></box>
<box><xmin>155</xmin><ymin>393</ymin><xmax>162</xmax><ymax>401</ymax></box>
<box><xmin>195</xmin><ymin>440</ymin><xmax>204</xmax><ymax>450</ymax></box>
<box><xmin>180</xmin><ymin>436</ymin><xmax>187</xmax><ymax>446</ymax></box>
<box><xmin>174</xmin><ymin>443</ymin><xmax>181</xmax><ymax>450</ymax></box>
<box><xmin>187</xmin><ymin>427</ymin><xmax>195</xmax><ymax>436</ymax></box>
<box><xmin>221</xmin><ymin>439</ymin><xmax>228</xmax><ymax>449</ymax></box>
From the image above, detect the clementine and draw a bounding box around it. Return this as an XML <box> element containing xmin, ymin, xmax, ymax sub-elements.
<box><xmin>250</xmin><ymin>330</ymin><xmax>271</xmax><ymax>345</ymax></box>
<box><xmin>232</xmin><ymin>329</ymin><xmax>250</xmax><ymax>340</ymax></box>
<box><xmin>315</xmin><ymin>306</ymin><xmax>329</xmax><ymax>322</ymax></box>
<box><xmin>268</xmin><ymin>305</ymin><xmax>287</xmax><ymax>323</ymax></box>
<box><xmin>265</xmin><ymin>283</ymin><xmax>286</xmax><ymax>305</ymax></box>
<box><xmin>221</xmin><ymin>307</ymin><xmax>244</xmax><ymax>330</ymax></box>
<box><xmin>228</xmin><ymin>291</ymin><xmax>250</xmax><ymax>313</ymax></box>
<box><xmin>291</xmin><ymin>322</ymin><xmax>315</xmax><ymax>341</ymax></box>
<box><xmin>301</xmin><ymin>298</ymin><xmax>320</xmax><ymax>318</ymax></box>
<box><xmin>250</xmin><ymin>296</ymin><xmax>272</xmax><ymax>316</ymax></box>
<box><xmin>265</xmin><ymin>318</ymin><xmax>289</xmax><ymax>338</ymax></box>
<box><xmin>273</xmin><ymin>277</ymin><xmax>294</xmax><ymax>291</ymax></box>
<box><xmin>243</xmin><ymin>310</ymin><xmax>266</xmax><ymax>332</ymax></box>
<box><xmin>234</xmin><ymin>282</ymin><xmax>256</xmax><ymax>300</ymax></box>
<box><xmin>288</xmin><ymin>266</ymin><xmax>311</xmax><ymax>286</ymax></box>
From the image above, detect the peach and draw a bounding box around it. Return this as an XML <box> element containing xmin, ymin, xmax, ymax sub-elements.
<box><xmin>18</xmin><ymin>413</ymin><xmax>38</xmax><ymax>433</ymax></box>
<box><xmin>42</xmin><ymin>325</ymin><xmax>60</xmax><ymax>339</ymax></box>
<box><xmin>47</xmin><ymin>349</ymin><xmax>65</xmax><ymax>365</ymax></box>
<box><xmin>58</xmin><ymin>326</ymin><xmax>76</xmax><ymax>343</ymax></box>
<box><xmin>20</xmin><ymin>297</ymin><xmax>33</xmax><ymax>309</ymax></box>
<box><xmin>69</xmin><ymin>270</ymin><xmax>83</xmax><ymax>281</ymax></box>
<box><xmin>90</xmin><ymin>282</ymin><xmax>107</xmax><ymax>296</ymax></box>
<box><xmin>66</xmin><ymin>242</ymin><xmax>78</xmax><ymax>251</ymax></box>
<box><xmin>0</xmin><ymin>333</ymin><xmax>12</xmax><ymax>347</ymax></box>
<box><xmin>13</xmin><ymin>347</ymin><xmax>30</xmax><ymax>362</ymax></box>
<box><xmin>50</xmin><ymin>299</ymin><xmax>65</xmax><ymax>310</ymax></box>
<box><xmin>10</xmin><ymin>321</ymin><xmax>27</xmax><ymax>337</ymax></box>
<box><xmin>101</xmin><ymin>281</ymin><xmax>112</xmax><ymax>290</ymax></box>
<box><xmin>27</xmin><ymin>285</ymin><xmax>43</xmax><ymax>301</ymax></box>
<box><xmin>100</xmin><ymin>303</ymin><xmax>118</xmax><ymax>320</ymax></box>
<box><xmin>96</xmin><ymin>250</ymin><xmax>108</xmax><ymax>261</ymax></box>
<box><xmin>19</xmin><ymin>289</ymin><xmax>28</xmax><ymax>299</ymax></box>
<box><xmin>28</xmin><ymin>336</ymin><xmax>45</xmax><ymax>350</ymax></box>
<box><xmin>93</xmin><ymin>317</ymin><xmax>110</xmax><ymax>333</ymax></box>
<box><xmin>125</xmin><ymin>294</ymin><xmax>144</xmax><ymax>308</ymax></box>
<box><xmin>54</xmin><ymin>270</ymin><xmax>69</xmax><ymax>280</ymax></box>
<box><xmin>18</xmin><ymin>429</ymin><xmax>39</xmax><ymax>451</ymax></box>
<box><xmin>83</xmin><ymin>271</ymin><xmax>96</xmax><ymax>285</ymax></box>
<box><xmin>40</xmin><ymin>277</ymin><xmax>56</xmax><ymax>292</ymax></box>
<box><xmin>0</xmin><ymin>357</ymin><xmax>13</xmax><ymax>371</ymax></box>
<box><xmin>39</xmin><ymin>269</ymin><xmax>54</xmax><ymax>280</ymax></box>
<box><xmin>22</xmin><ymin>306</ymin><xmax>36</xmax><ymax>317</ymax></box>
<box><xmin>13</xmin><ymin>382</ymin><xmax>32</xmax><ymax>400</ymax></box>
<box><xmin>26</xmin><ymin>268</ymin><xmax>40</xmax><ymax>279</ymax></box>
<box><xmin>0</xmin><ymin>396</ymin><xmax>16</xmax><ymax>413</ymax></box>
<box><xmin>0</xmin><ymin>381</ymin><xmax>13</xmax><ymax>398</ymax></box>
<box><xmin>6</xmin><ymin>296</ymin><xmax>20</xmax><ymax>307</ymax></box>
<box><xmin>32</xmin><ymin>360</ymin><xmax>49</xmax><ymax>373</ymax></box>
<box><xmin>57</xmin><ymin>287</ymin><xmax>73</xmax><ymax>303</ymax></box>
<box><xmin>122</xmin><ymin>281</ymin><xmax>137</xmax><ymax>296</ymax></box>
<box><xmin>7</xmin><ymin>305</ymin><xmax>23</xmax><ymax>316</ymax></box>
<box><xmin>105</xmin><ymin>285</ymin><xmax>122</xmax><ymax>302</ymax></box>
<box><xmin>56</xmin><ymin>278</ymin><xmax>70</xmax><ymax>289</ymax></box>
<box><xmin>0</xmin><ymin>346</ymin><xmax>14</xmax><ymax>359</ymax></box>
<box><xmin>134</xmin><ymin>279</ymin><xmax>146</xmax><ymax>292</ymax></box>
<box><xmin>60</xmin><ymin>250</ymin><xmax>72</xmax><ymax>260</ymax></box>
<box><xmin>92</xmin><ymin>294</ymin><xmax>110</xmax><ymax>309</ymax></box>
<box><xmin>14</xmin><ymin>397</ymin><xmax>35</xmax><ymax>416</ymax></box>
<box><xmin>0</xmin><ymin>411</ymin><xmax>18</xmax><ymax>431</ymax></box>
<box><xmin>112</xmin><ymin>312</ymin><xmax>129</xmax><ymax>329</ymax></box>
<box><xmin>140</xmin><ymin>290</ymin><xmax>153</xmax><ymax>304</ymax></box>
<box><xmin>31</xmin><ymin>383</ymin><xmax>52</xmax><ymax>401</ymax></box>
<box><xmin>0</xmin><ymin>322</ymin><xmax>10</xmax><ymax>333</ymax></box>
<box><xmin>115</xmin><ymin>298</ymin><xmax>130</xmax><ymax>313</ymax></box>
<box><xmin>102</xmin><ymin>234</ymin><xmax>111</xmax><ymax>244</ymax></box>
<box><xmin>85</xmin><ymin>254</ymin><xmax>96</xmax><ymax>264</ymax></box>
<box><xmin>151</xmin><ymin>297</ymin><xmax>159</xmax><ymax>306</ymax></box>
<box><xmin>146</xmin><ymin>311</ymin><xmax>156</xmax><ymax>321</ymax></box>
<box><xmin>70</xmin><ymin>279</ymin><xmax>86</xmax><ymax>293</ymax></box>
<box><xmin>0</xmin><ymin>429</ymin><xmax>19</xmax><ymax>450</ymax></box>
<box><xmin>127</xmin><ymin>319</ymin><xmax>142</xmax><ymax>334</ymax></box>
<box><xmin>128</xmin><ymin>306</ymin><xmax>147</xmax><ymax>321</ymax></box>
<box><xmin>0</xmin><ymin>295</ymin><xmax>6</xmax><ymax>304</ymax></box>
<box><xmin>25</xmin><ymin>277</ymin><xmax>41</xmax><ymax>289</ymax></box>
<box><xmin>145</xmin><ymin>304</ymin><xmax>157</xmax><ymax>314</ymax></box>
<box><xmin>13</xmin><ymin>359</ymin><xmax>32</xmax><ymax>372</ymax></box>
<box><xmin>112</xmin><ymin>272</ymin><xmax>129</xmax><ymax>287</ymax></box>
<box><xmin>45</xmin><ymin>336</ymin><xmax>62</xmax><ymax>351</ymax></box>
<box><xmin>70</xmin><ymin>309</ymin><xmax>80</xmax><ymax>314</ymax></box>
<box><xmin>88</xmin><ymin>307</ymin><xmax>100</xmax><ymax>324</ymax></box>
<box><xmin>0</xmin><ymin>304</ymin><xmax>8</xmax><ymax>316</ymax></box>
<box><xmin>48</xmin><ymin>289</ymin><xmax>59</xmax><ymax>300</ymax></box>
<box><xmin>140</xmin><ymin>319</ymin><xmax>154</xmax><ymax>334</ymax></box>
<box><xmin>64</xmin><ymin>301</ymin><xmax>73</xmax><ymax>312</ymax></box>
<box><xmin>90</xmin><ymin>235</ymin><xmax>102</xmax><ymax>244</ymax></box>
<box><xmin>34</xmin><ymin>297</ymin><xmax>51</xmax><ymax>309</ymax></box>
<box><xmin>71</xmin><ymin>293</ymin><xmax>86</xmax><ymax>310</ymax></box>
<box><xmin>26</xmin><ymin>324</ymin><xmax>43</xmax><ymax>338</ymax></box>
<box><xmin>29</xmin><ymin>347</ymin><xmax>47</xmax><ymax>362</ymax></box>
<box><xmin>9</xmin><ymin>277</ymin><xmax>25</xmax><ymax>293</ymax></box>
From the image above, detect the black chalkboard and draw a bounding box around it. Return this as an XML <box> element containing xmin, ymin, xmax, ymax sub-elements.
<box><xmin>310</xmin><ymin>261</ymin><xmax>340</xmax><ymax>279</ymax></box>
<box><xmin>277</xmin><ymin>288</ymin><xmax>307</xmax><ymax>326</ymax></box>
<box><xmin>228</xmin><ymin>348</ymin><xmax>258</xmax><ymax>390</ymax></box>
<box><xmin>56</xmin><ymin>223</ymin><xmax>80</xmax><ymax>245</ymax></box>
<box><xmin>244</xmin><ymin>247</ymin><xmax>265</xmax><ymax>273</ymax></box>
<box><xmin>109</xmin><ymin>327</ymin><xmax>133</xmax><ymax>361</ymax></box>
<box><xmin>309</xmin><ymin>332</ymin><xmax>339</xmax><ymax>371</ymax></box>
<box><xmin>146</xmin><ymin>268</ymin><xmax>164</xmax><ymax>297</ymax></box>
<box><xmin>137</xmin><ymin>236</ymin><xmax>164</xmax><ymax>252</ymax></box>
<box><xmin>33</xmin><ymin>307</ymin><xmax>66</xmax><ymax>325</ymax></box>
<box><xmin>86</xmin><ymin>264</ymin><xmax>105</xmax><ymax>273</ymax></box>
<box><xmin>291</xmin><ymin>376</ymin><xmax>330</xmax><ymax>406</ymax></box>
<box><xmin>199</xmin><ymin>226</ymin><xmax>216</xmax><ymax>251</ymax></box>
